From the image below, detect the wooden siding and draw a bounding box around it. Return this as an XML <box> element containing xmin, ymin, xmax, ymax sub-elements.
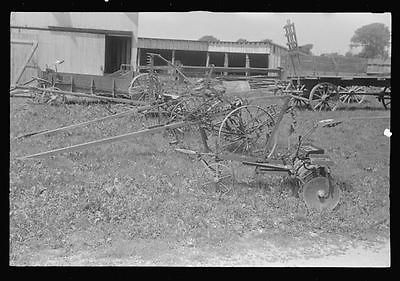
<box><xmin>269</xmin><ymin>53</ymin><xmax>281</xmax><ymax>69</ymax></box>
<box><xmin>11</xmin><ymin>28</ymin><xmax>105</xmax><ymax>76</ymax></box>
<box><xmin>11</xmin><ymin>12</ymin><xmax>138</xmax><ymax>34</ymax></box>
<box><xmin>10</xmin><ymin>39</ymin><xmax>39</xmax><ymax>84</ymax></box>
<box><xmin>367</xmin><ymin>58</ymin><xmax>391</xmax><ymax>74</ymax></box>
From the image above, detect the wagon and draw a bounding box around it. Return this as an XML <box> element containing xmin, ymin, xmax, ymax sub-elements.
<box><xmin>281</xmin><ymin>20</ymin><xmax>391</xmax><ymax>111</ymax></box>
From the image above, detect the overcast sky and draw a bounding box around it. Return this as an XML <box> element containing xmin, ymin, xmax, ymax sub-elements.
<box><xmin>138</xmin><ymin>12</ymin><xmax>391</xmax><ymax>55</ymax></box>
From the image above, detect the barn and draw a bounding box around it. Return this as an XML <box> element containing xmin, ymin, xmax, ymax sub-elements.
<box><xmin>10</xmin><ymin>12</ymin><xmax>289</xmax><ymax>88</ymax></box>
<box><xmin>10</xmin><ymin>12</ymin><xmax>139</xmax><ymax>84</ymax></box>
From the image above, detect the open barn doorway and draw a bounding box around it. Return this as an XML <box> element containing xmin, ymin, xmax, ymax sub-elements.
<box><xmin>104</xmin><ymin>35</ymin><xmax>132</xmax><ymax>74</ymax></box>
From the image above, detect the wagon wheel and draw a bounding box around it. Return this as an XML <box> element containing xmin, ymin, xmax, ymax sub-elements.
<box><xmin>217</xmin><ymin>105</ymin><xmax>275</xmax><ymax>157</ymax></box>
<box><xmin>338</xmin><ymin>85</ymin><xmax>366</xmax><ymax>104</ymax></box>
<box><xmin>309</xmin><ymin>82</ymin><xmax>341</xmax><ymax>111</ymax></box>
<box><xmin>302</xmin><ymin>176</ymin><xmax>340</xmax><ymax>212</ymax></box>
<box><xmin>381</xmin><ymin>87</ymin><xmax>391</xmax><ymax>110</ymax></box>
<box><xmin>128</xmin><ymin>73</ymin><xmax>162</xmax><ymax>102</ymax></box>
<box><xmin>199</xmin><ymin>162</ymin><xmax>235</xmax><ymax>197</ymax></box>
<box><xmin>286</xmin><ymin>82</ymin><xmax>310</xmax><ymax>109</ymax></box>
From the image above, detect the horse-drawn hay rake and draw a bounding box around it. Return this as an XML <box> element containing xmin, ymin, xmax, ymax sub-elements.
<box><xmin>16</xmin><ymin>72</ymin><xmax>347</xmax><ymax>212</ymax></box>
<box><xmin>11</xmin><ymin>20</ymin><xmax>391</xmax><ymax>212</ymax></box>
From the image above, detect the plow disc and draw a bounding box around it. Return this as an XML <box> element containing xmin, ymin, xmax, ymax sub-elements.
<box><xmin>302</xmin><ymin>176</ymin><xmax>340</xmax><ymax>211</ymax></box>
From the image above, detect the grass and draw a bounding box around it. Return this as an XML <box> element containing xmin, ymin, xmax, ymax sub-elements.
<box><xmin>9</xmin><ymin>92</ymin><xmax>390</xmax><ymax>264</ymax></box>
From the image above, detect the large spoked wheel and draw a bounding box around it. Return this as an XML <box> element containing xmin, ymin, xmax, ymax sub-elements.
<box><xmin>381</xmin><ymin>87</ymin><xmax>391</xmax><ymax>110</ymax></box>
<box><xmin>302</xmin><ymin>176</ymin><xmax>340</xmax><ymax>212</ymax></box>
<box><xmin>338</xmin><ymin>85</ymin><xmax>366</xmax><ymax>104</ymax></box>
<box><xmin>286</xmin><ymin>82</ymin><xmax>310</xmax><ymax>109</ymax></box>
<box><xmin>128</xmin><ymin>73</ymin><xmax>162</xmax><ymax>102</ymax></box>
<box><xmin>199</xmin><ymin>162</ymin><xmax>235</xmax><ymax>197</ymax></box>
<box><xmin>309</xmin><ymin>83</ymin><xmax>341</xmax><ymax>111</ymax></box>
<box><xmin>217</xmin><ymin>105</ymin><xmax>275</xmax><ymax>157</ymax></box>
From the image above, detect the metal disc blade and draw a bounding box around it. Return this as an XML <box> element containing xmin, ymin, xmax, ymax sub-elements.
<box><xmin>303</xmin><ymin>176</ymin><xmax>340</xmax><ymax>211</ymax></box>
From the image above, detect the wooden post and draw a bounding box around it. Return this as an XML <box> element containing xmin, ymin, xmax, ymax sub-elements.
<box><xmin>205</xmin><ymin>52</ymin><xmax>210</xmax><ymax>75</ymax></box>
<box><xmin>90</xmin><ymin>79</ymin><xmax>95</xmax><ymax>95</ymax></box>
<box><xmin>137</xmin><ymin>48</ymin><xmax>141</xmax><ymax>71</ymax></box>
<box><xmin>245</xmin><ymin>54</ymin><xmax>250</xmax><ymax>76</ymax></box>
<box><xmin>171</xmin><ymin>50</ymin><xmax>175</xmax><ymax>65</ymax></box>
<box><xmin>224</xmin><ymin>53</ymin><xmax>229</xmax><ymax>76</ymax></box>
<box><xmin>170</xmin><ymin>50</ymin><xmax>176</xmax><ymax>76</ymax></box>
<box><xmin>112</xmin><ymin>79</ymin><xmax>116</xmax><ymax>97</ymax></box>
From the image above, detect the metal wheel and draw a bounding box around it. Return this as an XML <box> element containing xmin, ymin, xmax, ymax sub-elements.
<box><xmin>302</xmin><ymin>176</ymin><xmax>340</xmax><ymax>211</ymax></box>
<box><xmin>199</xmin><ymin>162</ymin><xmax>235</xmax><ymax>196</ymax></box>
<box><xmin>128</xmin><ymin>73</ymin><xmax>162</xmax><ymax>102</ymax></box>
<box><xmin>338</xmin><ymin>85</ymin><xmax>366</xmax><ymax>104</ymax></box>
<box><xmin>381</xmin><ymin>87</ymin><xmax>391</xmax><ymax>110</ymax></box>
<box><xmin>309</xmin><ymin>83</ymin><xmax>341</xmax><ymax>111</ymax></box>
<box><xmin>217</xmin><ymin>105</ymin><xmax>275</xmax><ymax>157</ymax></box>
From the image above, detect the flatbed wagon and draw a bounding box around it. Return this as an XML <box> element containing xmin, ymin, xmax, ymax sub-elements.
<box><xmin>280</xmin><ymin>20</ymin><xmax>391</xmax><ymax>110</ymax></box>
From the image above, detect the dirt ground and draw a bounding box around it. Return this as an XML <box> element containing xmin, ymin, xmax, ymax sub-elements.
<box><xmin>9</xmin><ymin>89</ymin><xmax>390</xmax><ymax>267</ymax></box>
<box><xmin>12</xmin><ymin>231</ymin><xmax>390</xmax><ymax>266</ymax></box>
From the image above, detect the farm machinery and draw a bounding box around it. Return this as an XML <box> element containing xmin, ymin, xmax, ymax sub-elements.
<box><xmin>276</xmin><ymin>20</ymin><xmax>391</xmax><ymax>111</ymax></box>
<box><xmin>10</xmin><ymin>20</ymin><xmax>391</xmax><ymax>212</ymax></box>
<box><xmin>15</xmin><ymin>70</ymin><xmax>346</xmax><ymax>211</ymax></box>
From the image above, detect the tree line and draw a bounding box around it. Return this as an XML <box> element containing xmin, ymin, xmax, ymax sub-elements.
<box><xmin>198</xmin><ymin>22</ymin><xmax>390</xmax><ymax>59</ymax></box>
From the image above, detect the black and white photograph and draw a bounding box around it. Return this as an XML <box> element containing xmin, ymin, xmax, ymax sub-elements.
<box><xmin>9</xmin><ymin>11</ymin><xmax>391</xmax><ymax>266</ymax></box>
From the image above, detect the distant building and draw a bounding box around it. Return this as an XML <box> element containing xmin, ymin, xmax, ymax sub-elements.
<box><xmin>10</xmin><ymin>12</ymin><xmax>139</xmax><ymax>83</ymax></box>
<box><xmin>137</xmin><ymin>37</ymin><xmax>288</xmax><ymax>76</ymax></box>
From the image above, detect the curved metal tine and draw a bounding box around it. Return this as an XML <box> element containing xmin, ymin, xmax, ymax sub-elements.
<box><xmin>225</xmin><ymin>117</ymin><xmax>245</xmax><ymax>135</ymax></box>
<box><xmin>231</xmin><ymin>139</ymin><xmax>247</xmax><ymax>154</ymax></box>
<box><xmin>219</xmin><ymin>137</ymin><xmax>244</xmax><ymax>151</ymax></box>
<box><xmin>245</xmin><ymin>118</ymin><xmax>272</xmax><ymax>136</ymax></box>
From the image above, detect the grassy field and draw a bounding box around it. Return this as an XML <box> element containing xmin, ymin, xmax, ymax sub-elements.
<box><xmin>9</xmin><ymin>92</ymin><xmax>390</xmax><ymax>265</ymax></box>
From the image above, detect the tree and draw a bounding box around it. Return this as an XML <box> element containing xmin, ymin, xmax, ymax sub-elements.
<box><xmin>260</xmin><ymin>38</ymin><xmax>273</xmax><ymax>43</ymax></box>
<box><xmin>321</xmin><ymin>52</ymin><xmax>343</xmax><ymax>57</ymax></box>
<box><xmin>350</xmin><ymin>23</ymin><xmax>390</xmax><ymax>59</ymax></box>
<box><xmin>198</xmin><ymin>35</ymin><xmax>220</xmax><ymax>42</ymax></box>
<box><xmin>236</xmin><ymin>38</ymin><xmax>248</xmax><ymax>43</ymax></box>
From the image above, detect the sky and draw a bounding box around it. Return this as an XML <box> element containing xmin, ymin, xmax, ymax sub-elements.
<box><xmin>138</xmin><ymin>12</ymin><xmax>391</xmax><ymax>55</ymax></box>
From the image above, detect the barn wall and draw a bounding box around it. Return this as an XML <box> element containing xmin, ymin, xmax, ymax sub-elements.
<box><xmin>10</xmin><ymin>40</ymin><xmax>39</xmax><ymax>84</ymax></box>
<box><xmin>10</xmin><ymin>12</ymin><xmax>138</xmax><ymax>34</ymax></box>
<box><xmin>10</xmin><ymin>12</ymin><xmax>138</xmax><ymax>74</ymax></box>
<box><xmin>11</xmin><ymin>28</ymin><xmax>105</xmax><ymax>75</ymax></box>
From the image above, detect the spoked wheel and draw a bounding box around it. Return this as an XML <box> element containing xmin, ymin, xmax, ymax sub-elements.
<box><xmin>286</xmin><ymin>82</ymin><xmax>310</xmax><ymax>109</ymax></box>
<box><xmin>380</xmin><ymin>87</ymin><xmax>391</xmax><ymax>110</ymax></box>
<box><xmin>128</xmin><ymin>73</ymin><xmax>162</xmax><ymax>102</ymax></box>
<box><xmin>199</xmin><ymin>162</ymin><xmax>235</xmax><ymax>197</ymax></box>
<box><xmin>217</xmin><ymin>105</ymin><xmax>275</xmax><ymax>157</ymax></box>
<box><xmin>302</xmin><ymin>176</ymin><xmax>340</xmax><ymax>211</ymax></box>
<box><xmin>338</xmin><ymin>85</ymin><xmax>366</xmax><ymax>104</ymax></box>
<box><xmin>309</xmin><ymin>83</ymin><xmax>341</xmax><ymax>111</ymax></box>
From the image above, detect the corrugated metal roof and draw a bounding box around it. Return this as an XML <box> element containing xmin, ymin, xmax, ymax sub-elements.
<box><xmin>138</xmin><ymin>37</ymin><xmax>288</xmax><ymax>51</ymax></box>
